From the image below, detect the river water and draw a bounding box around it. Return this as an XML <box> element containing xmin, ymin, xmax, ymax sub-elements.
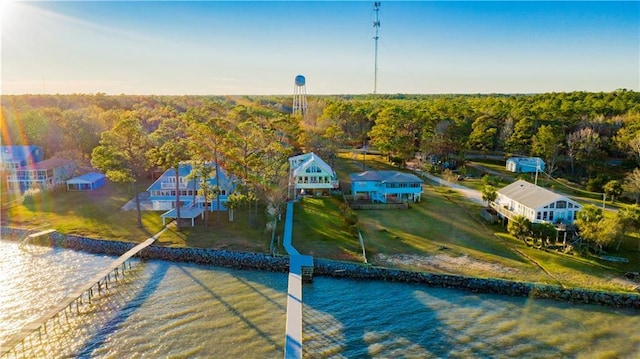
<box><xmin>2</xmin><ymin>239</ymin><xmax>640</xmax><ymax>358</ymax></box>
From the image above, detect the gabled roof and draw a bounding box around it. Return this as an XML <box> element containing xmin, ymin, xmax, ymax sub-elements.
<box><xmin>349</xmin><ymin>171</ymin><xmax>423</xmax><ymax>184</ymax></box>
<box><xmin>289</xmin><ymin>152</ymin><xmax>334</xmax><ymax>177</ymax></box>
<box><xmin>147</xmin><ymin>162</ymin><xmax>232</xmax><ymax>191</ymax></box>
<box><xmin>16</xmin><ymin>157</ymin><xmax>74</xmax><ymax>171</ymax></box>
<box><xmin>67</xmin><ymin>172</ymin><xmax>105</xmax><ymax>184</ymax></box>
<box><xmin>497</xmin><ymin>180</ymin><xmax>570</xmax><ymax>209</ymax></box>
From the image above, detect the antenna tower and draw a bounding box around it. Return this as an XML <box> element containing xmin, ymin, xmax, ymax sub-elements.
<box><xmin>373</xmin><ymin>2</ymin><xmax>381</xmax><ymax>95</ymax></box>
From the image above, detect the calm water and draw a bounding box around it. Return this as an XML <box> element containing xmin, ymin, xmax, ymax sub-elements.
<box><xmin>2</xmin><ymin>239</ymin><xmax>640</xmax><ymax>358</ymax></box>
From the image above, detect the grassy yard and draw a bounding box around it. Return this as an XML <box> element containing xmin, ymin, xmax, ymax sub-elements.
<box><xmin>291</xmin><ymin>196</ymin><xmax>362</xmax><ymax>261</ymax></box>
<box><xmin>155</xmin><ymin>209</ymin><xmax>272</xmax><ymax>253</ymax></box>
<box><xmin>1</xmin><ymin>180</ymin><xmax>272</xmax><ymax>252</ymax></box>
<box><xmin>2</xmin><ymin>181</ymin><xmax>164</xmax><ymax>241</ymax></box>
<box><xmin>2</xmin><ymin>152</ymin><xmax>638</xmax><ymax>292</ymax></box>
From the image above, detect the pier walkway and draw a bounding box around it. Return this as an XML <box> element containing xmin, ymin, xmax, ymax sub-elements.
<box><xmin>283</xmin><ymin>201</ymin><xmax>313</xmax><ymax>359</ymax></box>
<box><xmin>1</xmin><ymin>229</ymin><xmax>166</xmax><ymax>357</ymax></box>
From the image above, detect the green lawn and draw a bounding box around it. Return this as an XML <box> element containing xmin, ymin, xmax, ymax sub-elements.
<box><xmin>2</xmin><ymin>180</ymin><xmax>272</xmax><ymax>251</ymax></box>
<box><xmin>3</xmin><ymin>181</ymin><xmax>164</xmax><ymax>241</ymax></box>
<box><xmin>155</xmin><ymin>207</ymin><xmax>271</xmax><ymax>252</ymax></box>
<box><xmin>291</xmin><ymin>196</ymin><xmax>362</xmax><ymax>261</ymax></box>
<box><xmin>2</xmin><ymin>152</ymin><xmax>638</xmax><ymax>293</ymax></box>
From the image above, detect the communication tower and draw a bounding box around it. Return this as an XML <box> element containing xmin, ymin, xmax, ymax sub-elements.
<box><xmin>373</xmin><ymin>2</ymin><xmax>381</xmax><ymax>95</ymax></box>
<box><xmin>292</xmin><ymin>75</ymin><xmax>307</xmax><ymax>116</ymax></box>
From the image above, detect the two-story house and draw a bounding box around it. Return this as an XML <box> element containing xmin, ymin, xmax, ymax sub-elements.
<box><xmin>147</xmin><ymin>162</ymin><xmax>234</xmax><ymax>211</ymax></box>
<box><xmin>1</xmin><ymin>146</ymin><xmax>44</xmax><ymax>171</ymax></box>
<box><xmin>349</xmin><ymin>171</ymin><xmax>423</xmax><ymax>203</ymax></box>
<box><xmin>6</xmin><ymin>157</ymin><xmax>76</xmax><ymax>193</ymax></box>
<box><xmin>288</xmin><ymin>152</ymin><xmax>339</xmax><ymax>199</ymax></box>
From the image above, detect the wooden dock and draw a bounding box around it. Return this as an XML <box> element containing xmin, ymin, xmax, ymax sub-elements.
<box><xmin>282</xmin><ymin>201</ymin><xmax>314</xmax><ymax>359</ymax></box>
<box><xmin>1</xmin><ymin>232</ymin><xmax>162</xmax><ymax>357</ymax></box>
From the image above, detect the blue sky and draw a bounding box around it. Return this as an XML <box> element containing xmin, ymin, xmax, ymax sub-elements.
<box><xmin>1</xmin><ymin>1</ymin><xmax>638</xmax><ymax>95</ymax></box>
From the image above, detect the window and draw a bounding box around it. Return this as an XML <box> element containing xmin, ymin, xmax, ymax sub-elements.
<box><xmin>543</xmin><ymin>211</ymin><xmax>548</xmax><ymax>220</ymax></box>
<box><xmin>549</xmin><ymin>211</ymin><xmax>554</xmax><ymax>221</ymax></box>
<box><xmin>549</xmin><ymin>203</ymin><xmax>555</xmax><ymax>209</ymax></box>
<box><xmin>536</xmin><ymin>212</ymin><xmax>541</xmax><ymax>220</ymax></box>
<box><xmin>556</xmin><ymin>201</ymin><xmax>567</xmax><ymax>209</ymax></box>
<box><xmin>568</xmin><ymin>203</ymin><xmax>574</xmax><ymax>208</ymax></box>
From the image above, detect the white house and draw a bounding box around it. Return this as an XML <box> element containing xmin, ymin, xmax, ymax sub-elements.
<box><xmin>491</xmin><ymin>180</ymin><xmax>581</xmax><ymax>225</ymax></box>
<box><xmin>506</xmin><ymin>157</ymin><xmax>545</xmax><ymax>173</ymax></box>
<box><xmin>349</xmin><ymin>171</ymin><xmax>423</xmax><ymax>203</ymax></box>
<box><xmin>288</xmin><ymin>152</ymin><xmax>338</xmax><ymax>198</ymax></box>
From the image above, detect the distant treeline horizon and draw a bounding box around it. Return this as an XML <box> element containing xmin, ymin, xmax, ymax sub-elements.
<box><xmin>2</xmin><ymin>89</ymin><xmax>639</xmax><ymax>201</ymax></box>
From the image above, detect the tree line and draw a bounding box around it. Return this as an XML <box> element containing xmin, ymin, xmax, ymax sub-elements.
<box><xmin>2</xmin><ymin>90</ymin><xmax>640</xmax><ymax>230</ymax></box>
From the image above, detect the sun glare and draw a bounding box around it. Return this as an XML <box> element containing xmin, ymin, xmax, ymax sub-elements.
<box><xmin>1</xmin><ymin>1</ymin><xmax>21</xmax><ymax>26</ymax></box>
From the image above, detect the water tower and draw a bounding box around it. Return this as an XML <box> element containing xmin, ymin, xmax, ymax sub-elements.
<box><xmin>292</xmin><ymin>75</ymin><xmax>307</xmax><ymax>116</ymax></box>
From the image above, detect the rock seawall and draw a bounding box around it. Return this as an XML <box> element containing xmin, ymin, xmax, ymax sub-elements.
<box><xmin>3</xmin><ymin>227</ymin><xmax>639</xmax><ymax>309</ymax></box>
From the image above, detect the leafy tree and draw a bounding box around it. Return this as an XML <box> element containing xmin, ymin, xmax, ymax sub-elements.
<box><xmin>566</xmin><ymin>127</ymin><xmax>605</xmax><ymax>176</ymax></box>
<box><xmin>468</xmin><ymin>115</ymin><xmax>499</xmax><ymax>154</ymax></box>
<box><xmin>531</xmin><ymin>222</ymin><xmax>557</xmax><ymax>247</ymax></box>
<box><xmin>369</xmin><ymin>104</ymin><xmax>418</xmax><ymax>164</ymax></box>
<box><xmin>628</xmin><ymin>134</ymin><xmax>640</xmax><ymax>166</ymax></box>
<box><xmin>148</xmin><ymin>117</ymin><xmax>191</xmax><ymax>231</ymax></box>
<box><xmin>508</xmin><ymin>215</ymin><xmax>531</xmax><ymax>243</ymax></box>
<box><xmin>531</xmin><ymin>124</ymin><xmax>563</xmax><ymax>175</ymax></box>
<box><xmin>617</xmin><ymin>205</ymin><xmax>640</xmax><ymax>250</ymax></box>
<box><xmin>225</xmin><ymin>118</ymin><xmax>265</xmax><ymax>225</ymax></box>
<box><xmin>225</xmin><ymin>192</ymin><xmax>246</xmax><ymax>222</ymax></box>
<box><xmin>623</xmin><ymin>168</ymin><xmax>640</xmax><ymax>204</ymax></box>
<box><xmin>574</xmin><ymin>204</ymin><xmax>620</xmax><ymax>253</ymax></box>
<box><xmin>481</xmin><ymin>185</ymin><xmax>497</xmax><ymax>206</ymax></box>
<box><xmin>505</xmin><ymin>117</ymin><xmax>534</xmax><ymax>155</ymax></box>
<box><xmin>187</xmin><ymin>111</ymin><xmax>230</xmax><ymax>224</ymax></box>
<box><xmin>603</xmin><ymin>180</ymin><xmax>623</xmax><ymax>203</ymax></box>
<box><xmin>91</xmin><ymin>114</ymin><xmax>151</xmax><ymax>228</ymax></box>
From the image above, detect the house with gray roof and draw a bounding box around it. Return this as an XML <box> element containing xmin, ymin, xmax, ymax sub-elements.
<box><xmin>288</xmin><ymin>152</ymin><xmax>338</xmax><ymax>199</ymax></box>
<box><xmin>349</xmin><ymin>171</ymin><xmax>423</xmax><ymax>203</ymax></box>
<box><xmin>491</xmin><ymin>180</ymin><xmax>581</xmax><ymax>225</ymax></box>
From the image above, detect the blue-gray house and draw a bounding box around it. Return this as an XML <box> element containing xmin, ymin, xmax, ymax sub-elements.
<box><xmin>147</xmin><ymin>163</ymin><xmax>235</xmax><ymax>211</ymax></box>
<box><xmin>1</xmin><ymin>146</ymin><xmax>44</xmax><ymax>170</ymax></box>
<box><xmin>349</xmin><ymin>171</ymin><xmax>423</xmax><ymax>203</ymax></box>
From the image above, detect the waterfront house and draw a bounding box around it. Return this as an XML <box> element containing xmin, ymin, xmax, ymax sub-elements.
<box><xmin>6</xmin><ymin>157</ymin><xmax>76</xmax><ymax>192</ymax></box>
<box><xmin>288</xmin><ymin>152</ymin><xmax>339</xmax><ymax>199</ymax></box>
<box><xmin>506</xmin><ymin>157</ymin><xmax>545</xmax><ymax>173</ymax></box>
<box><xmin>349</xmin><ymin>171</ymin><xmax>423</xmax><ymax>203</ymax></box>
<box><xmin>0</xmin><ymin>146</ymin><xmax>44</xmax><ymax>170</ymax></box>
<box><xmin>66</xmin><ymin>172</ymin><xmax>106</xmax><ymax>191</ymax></box>
<box><xmin>147</xmin><ymin>162</ymin><xmax>234</xmax><ymax>211</ymax></box>
<box><xmin>491</xmin><ymin>180</ymin><xmax>581</xmax><ymax>226</ymax></box>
